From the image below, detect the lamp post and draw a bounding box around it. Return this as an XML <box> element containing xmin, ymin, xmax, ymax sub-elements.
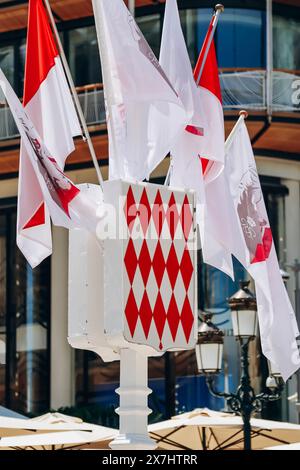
<box><xmin>195</xmin><ymin>281</ymin><xmax>284</xmax><ymax>451</ymax></box>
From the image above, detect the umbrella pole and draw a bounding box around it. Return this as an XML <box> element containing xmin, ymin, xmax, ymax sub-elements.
<box><xmin>109</xmin><ymin>348</ymin><xmax>157</xmax><ymax>450</ymax></box>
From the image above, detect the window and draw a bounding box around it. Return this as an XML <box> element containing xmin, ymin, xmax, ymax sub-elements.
<box><xmin>168</xmin><ymin>7</ymin><xmax>266</xmax><ymax>69</ymax></box>
<box><xmin>0</xmin><ymin>203</ymin><xmax>50</xmax><ymax>415</ymax></box>
<box><xmin>261</xmin><ymin>177</ymin><xmax>288</xmax><ymax>265</ymax></box>
<box><xmin>0</xmin><ymin>45</ymin><xmax>14</xmax><ymax>86</ymax></box>
<box><xmin>216</xmin><ymin>9</ymin><xmax>266</xmax><ymax>69</ymax></box>
<box><xmin>273</xmin><ymin>15</ymin><xmax>300</xmax><ymax>70</ymax></box>
<box><xmin>17</xmin><ymin>39</ymin><xmax>26</xmax><ymax>96</ymax></box>
<box><xmin>0</xmin><ymin>215</ymin><xmax>6</xmax><ymax>404</ymax></box>
<box><xmin>69</xmin><ymin>26</ymin><xmax>102</xmax><ymax>86</ymax></box>
<box><xmin>136</xmin><ymin>13</ymin><xmax>161</xmax><ymax>59</ymax></box>
<box><xmin>179</xmin><ymin>8</ymin><xmax>212</xmax><ymax>68</ymax></box>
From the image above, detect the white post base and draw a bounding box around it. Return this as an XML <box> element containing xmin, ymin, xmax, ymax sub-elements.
<box><xmin>109</xmin><ymin>349</ymin><xmax>157</xmax><ymax>451</ymax></box>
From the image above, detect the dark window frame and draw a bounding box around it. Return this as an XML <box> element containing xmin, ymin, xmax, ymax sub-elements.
<box><xmin>0</xmin><ymin>198</ymin><xmax>51</xmax><ymax>414</ymax></box>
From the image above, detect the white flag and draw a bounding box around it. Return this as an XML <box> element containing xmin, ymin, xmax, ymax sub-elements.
<box><xmin>0</xmin><ymin>69</ymin><xmax>101</xmax><ymax>235</ymax></box>
<box><xmin>227</xmin><ymin>120</ymin><xmax>300</xmax><ymax>381</ymax></box>
<box><xmin>160</xmin><ymin>0</ymin><xmax>233</xmax><ymax>277</ymax></box>
<box><xmin>160</xmin><ymin>0</ymin><xmax>204</xmax><ymax>203</ymax></box>
<box><xmin>92</xmin><ymin>0</ymin><xmax>187</xmax><ymax>181</ymax></box>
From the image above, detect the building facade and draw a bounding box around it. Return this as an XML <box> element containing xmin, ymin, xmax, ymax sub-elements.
<box><xmin>0</xmin><ymin>0</ymin><xmax>299</xmax><ymax>423</ymax></box>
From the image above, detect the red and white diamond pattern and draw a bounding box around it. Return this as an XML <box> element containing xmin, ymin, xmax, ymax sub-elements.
<box><xmin>123</xmin><ymin>184</ymin><xmax>196</xmax><ymax>351</ymax></box>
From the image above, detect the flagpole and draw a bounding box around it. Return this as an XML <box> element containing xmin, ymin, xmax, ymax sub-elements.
<box><xmin>128</xmin><ymin>0</ymin><xmax>135</xmax><ymax>16</ymax></box>
<box><xmin>164</xmin><ymin>4</ymin><xmax>224</xmax><ymax>187</ymax></box>
<box><xmin>42</xmin><ymin>0</ymin><xmax>104</xmax><ymax>189</ymax></box>
<box><xmin>225</xmin><ymin>110</ymin><xmax>248</xmax><ymax>154</ymax></box>
<box><xmin>196</xmin><ymin>4</ymin><xmax>224</xmax><ymax>86</ymax></box>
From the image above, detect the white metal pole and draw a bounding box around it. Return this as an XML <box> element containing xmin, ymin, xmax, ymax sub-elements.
<box><xmin>43</xmin><ymin>0</ymin><xmax>104</xmax><ymax>189</ymax></box>
<box><xmin>266</xmin><ymin>0</ymin><xmax>273</xmax><ymax>120</ymax></box>
<box><xmin>109</xmin><ymin>349</ymin><xmax>157</xmax><ymax>450</ymax></box>
<box><xmin>128</xmin><ymin>0</ymin><xmax>135</xmax><ymax>16</ymax></box>
<box><xmin>196</xmin><ymin>4</ymin><xmax>224</xmax><ymax>86</ymax></box>
<box><xmin>164</xmin><ymin>4</ymin><xmax>224</xmax><ymax>187</ymax></box>
<box><xmin>224</xmin><ymin>110</ymin><xmax>248</xmax><ymax>154</ymax></box>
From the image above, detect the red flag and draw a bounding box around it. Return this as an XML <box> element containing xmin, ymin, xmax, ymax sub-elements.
<box><xmin>17</xmin><ymin>0</ymin><xmax>81</xmax><ymax>268</ymax></box>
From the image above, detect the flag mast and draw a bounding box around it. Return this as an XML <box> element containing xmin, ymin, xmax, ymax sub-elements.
<box><xmin>42</xmin><ymin>0</ymin><xmax>104</xmax><ymax>189</ymax></box>
<box><xmin>196</xmin><ymin>4</ymin><xmax>224</xmax><ymax>86</ymax></box>
<box><xmin>225</xmin><ymin>110</ymin><xmax>248</xmax><ymax>154</ymax></box>
<box><xmin>164</xmin><ymin>4</ymin><xmax>224</xmax><ymax>186</ymax></box>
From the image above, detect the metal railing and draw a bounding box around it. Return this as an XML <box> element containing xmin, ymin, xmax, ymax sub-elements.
<box><xmin>220</xmin><ymin>69</ymin><xmax>300</xmax><ymax>112</ymax></box>
<box><xmin>0</xmin><ymin>70</ymin><xmax>300</xmax><ymax>142</ymax></box>
<box><xmin>0</xmin><ymin>86</ymin><xmax>106</xmax><ymax>142</ymax></box>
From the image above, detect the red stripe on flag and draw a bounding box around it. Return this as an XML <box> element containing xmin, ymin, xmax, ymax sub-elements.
<box><xmin>194</xmin><ymin>17</ymin><xmax>223</xmax><ymax>176</ymax></box>
<box><xmin>194</xmin><ymin>18</ymin><xmax>222</xmax><ymax>104</ymax></box>
<box><xmin>185</xmin><ymin>125</ymin><xmax>204</xmax><ymax>137</ymax></box>
<box><xmin>23</xmin><ymin>203</ymin><xmax>45</xmax><ymax>230</ymax></box>
<box><xmin>251</xmin><ymin>227</ymin><xmax>273</xmax><ymax>264</ymax></box>
<box><xmin>23</xmin><ymin>0</ymin><xmax>59</xmax><ymax>106</ymax></box>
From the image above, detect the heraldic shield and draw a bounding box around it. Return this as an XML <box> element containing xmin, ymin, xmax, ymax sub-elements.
<box><xmin>102</xmin><ymin>180</ymin><xmax>198</xmax><ymax>353</ymax></box>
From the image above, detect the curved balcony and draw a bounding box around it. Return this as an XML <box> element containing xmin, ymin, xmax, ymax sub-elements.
<box><xmin>220</xmin><ymin>68</ymin><xmax>300</xmax><ymax>112</ymax></box>
<box><xmin>1</xmin><ymin>69</ymin><xmax>299</xmax><ymax>142</ymax></box>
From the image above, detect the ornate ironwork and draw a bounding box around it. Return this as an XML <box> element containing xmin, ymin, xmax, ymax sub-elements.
<box><xmin>206</xmin><ymin>338</ymin><xmax>284</xmax><ymax>450</ymax></box>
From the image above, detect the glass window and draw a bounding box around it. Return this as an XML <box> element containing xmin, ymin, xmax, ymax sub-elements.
<box><xmin>0</xmin><ymin>206</ymin><xmax>50</xmax><ymax>415</ymax></box>
<box><xmin>17</xmin><ymin>40</ymin><xmax>26</xmax><ymax>96</ymax></box>
<box><xmin>216</xmin><ymin>9</ymin><xmax>266</xmax><ymax>69</ymax></box>
<box><xmin>0</xmin><ymin>45</ymin><xmax>14</xmax><ymax>85</ymax></box>
<box><xmin>179</xmin><ymin>8</ymin><xmax>212</xmax><ymax>68</ymax></box>
<box><xmin>69</xmin><ymin>26</ymin><xmax>102</xmax><ymax>86</ymax></box>
<box><xmin>0</xmin><ymin>215</ymin><xmax>6</xmax><ymax>404</ymax></box>
<box><xmin>261</xmin><ymin>178</ymin><xmax>288</xmax><ymax>265</ymax></box>
<box><xmin>273</xmin><ymin>15</ymin><xmax>300</xmax><ymax>70</ymax></box>
<box><xmin>136</xmin><ymin>14</ymin><xmax>161</xmax><ymax>59</ymax></box>
<box><xmin>177</xmin><ymin>8</ymin><xmax>266</xmax><ymax>69</ymax></box>
<box><xmin>75</xmin><ymin>350</ymin><xmax>120</xmax><ymax>426</ymax></box>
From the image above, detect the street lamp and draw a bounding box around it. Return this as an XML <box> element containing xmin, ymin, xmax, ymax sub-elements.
<box><xmin>196</xmin><ymin>281</ymin><xmax>284</xmax><ymax>451</ymax></box>
<box><xmin>196</xmin><ymin>315</ymin><xmax>224</xmax><ymax>375</ymax></box>
<box><xmin>229</xmin><ymin>281</ymin><xmax>258</xmax><ymax>339</ymax></box>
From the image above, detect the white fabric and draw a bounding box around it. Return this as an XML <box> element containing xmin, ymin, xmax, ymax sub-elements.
<box><xmin>0</xmin><ymin>412</ymin><xmax>117</xmax><ymax>448</ymax></box>
<box><xmin>17</xmin><ymin>57</ymin><xmax>81</xmax><ymax>268</ymax></box>
<box><xmin>226</xmin><ymin>120</ymin><xmax>300</xmax><ymax>381</ymax></box>
<box><xmin>264</xmin><ymin>442</ymin><xmax>300</xmax><ymax>450</ymax></box>
<box><xmin>0</xmin><ymin>429</ymin><xmax>116</xmax><ymax>449</ymax></box>
<box><xmin>159</xmin><ymin>0</ymin><xmax>232</xmax><ymax>277</ymax></box>
<box><xmin>160</xmin><ymin>0</ymin><xmax>204</xmax><ymax>198</ymax></box>
<box><xmin>92</xmin><ymin>0</ymin><xmax>186</xmax><ymax>181</ymax></box>
<box><xmin>199</xmin><ymin>87</ymin><xmax>225</xmax><ymax>182</ymax></box>
<box><xmin>0</xmin><ymin>69</ymin><xmax>100</xmax><ymax>235</ymax></box>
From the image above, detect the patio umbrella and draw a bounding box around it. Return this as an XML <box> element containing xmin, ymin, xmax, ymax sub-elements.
<box><xmin>0</xmin><ymin>428</ymin><xmax>117</xmax><ymax>450</ymax></box>
<box><xmin>264</xmin><ymin>442</ymin><xmax>300</xmax><ymax>450</ymax></box>
<box><xmin>0</xmin><ymin>412</ymin><xmax>117</xmax><ymax>449</ymax></box>
<box><xmin>0</xmin><ymin>406</ymin><xmax>27</xmax><ymax>420</ymax></box>
<box><xmin>148</xmin><ymin>408</ymin><xmax>300</xmax><ymax>450</ymax></box>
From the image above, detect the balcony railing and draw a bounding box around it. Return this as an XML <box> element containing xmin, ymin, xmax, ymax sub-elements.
<box><xmin>0</xmin><ymin>70</ymin><xmax>299</xmax><ymax>142</ymax></box>
<box><xmin>220</xmin><ymin>69</ymin><xmax>300</xmax><ymax>112</ymax></box>
<box><xmin>0</xmin><ymin>85</ymin><xmax>106</xmax><ymax>142</ymax></box>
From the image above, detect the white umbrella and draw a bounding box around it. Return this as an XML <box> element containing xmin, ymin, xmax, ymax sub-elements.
<box><xmin>264</xmin><ymin>442</ymin><xmax>300</xmax><ymax>450</ymax></box>
<box><xmin>148</xmin><ymin>408</ymin><xmax>300</xmax><ymax>450</ymax></box>
<box><xmin>0</xmin><ymin>428</ymin><xmax>117</xmax><ymax>450</ymax></box>
<box><xmin>0</xmin><ymin>412</ymin><xmax>117</xmax><ymax>450</ymax></box>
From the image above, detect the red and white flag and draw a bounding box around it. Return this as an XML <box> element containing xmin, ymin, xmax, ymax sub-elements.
<box><xmin>195</xmin><ymin>15</ymin><xmax>236</xmax><ymax>278</ymax></box>
<box><xmin>17</xmin><ymin>0</ymin><xmax>81</xmax><ymax>268</ymax></box>
<box><xmin>159</xmin><ymin>0</ymin><xmax>205</xmax><ymax>208</ymax></box>
<box><xmin>92</xmin><ymin>0</ymin><xmax>187</xmax><ymax>182</ymax></box>
<box><xmin>160</xmin><ymin>1</ymin><xmax>233</xmax><ymax>277</ymax></box>
<box><xmin>226</xmin><ymin>119</ymin><xmax>300</xmax><ymax>380</ymax></box>
<box><xmin>195</xmin><ymin>16</ymin><xmax>225</xmax><ymax>183</ymax></box>
<box><xmin>0</xmin><ymin>69</ymin><xmax>100</xmax><ymax>234</ymax></box>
